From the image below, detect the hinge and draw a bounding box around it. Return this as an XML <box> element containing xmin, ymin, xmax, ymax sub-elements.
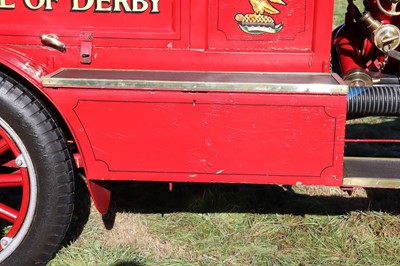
<box><xmin>80</xmin><ymin>32</ymin><xmax>93</xmax><ymax>64</ymax></box>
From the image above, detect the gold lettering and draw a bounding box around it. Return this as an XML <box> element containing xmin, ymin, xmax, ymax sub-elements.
<box><xmin>0</xmin><ymin>0</ymin><xmax>15</xmax><ymax>9</ymax></box>
<box><xmin>24</xmin><ymin>0</ymin><xmax>56</xmax><ymax>10</ymax></box>
<box><xmin>113</xmin><ymin>0</ymin><xmax>130</xmax><ymax>12</ymax></box>
<box><xmin>132</xmin><ymin>0</ymin><xmax>148</xmax><ymax>12</ymax></box>
<box><xmin>95</xmin><ymin>0</ymin><xmax>111</xmax><ymax>12</ymax></box>
<box><xmin>150</xmin><ymin>0</ymin><xmax>159</xmax><ymax>13</ymax></box>
<box><xmin>71</xmin><ymin>0</ymin><xmax>94</xmax><ymax>11</ymax></box>
<box><xmin>24</xmin><ymin>0</ymin><xmax>45</xmax><ymax>10</ymax></box>
<box><xmin>44</xmin><ymin>0</ymin><xmax>57</xmax><ymax>10</ymax></box>
<box><xmin>70</xmin><ymin>0</ymin><xmax>160</xmax><ymax>13</ymax></box>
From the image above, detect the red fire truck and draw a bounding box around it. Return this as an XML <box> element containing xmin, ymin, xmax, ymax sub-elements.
<box><xmin>0</xmin><ymin>0</ymin><xmax>399</xmax><ymax>264</ymax></box>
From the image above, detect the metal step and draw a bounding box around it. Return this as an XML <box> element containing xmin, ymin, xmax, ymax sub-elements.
<box><xmin>42</xmin><ymin>68</ymin><xmax>347</xmax><ymax>94</ymax></box>
<box><xmin>343</xmin><ymin>157</ymin><xmax>400</xmax><ymax>189</ymax></box>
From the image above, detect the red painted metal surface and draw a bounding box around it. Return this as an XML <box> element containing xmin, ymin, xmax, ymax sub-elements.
<box><xmin>0</xmin><ymin>0</ymin><xmax>342</xmax><ymax>212</ymax></box>
<box><xmin>0</xmin><ymin>0</ymin><xmax>334</xmax><ymax>74</ymax></box>
<box><xmin>88</xmin><ymin>180</ymin><xmax>111</xmax><ymax>215</ymax></box>
<box><xmin>46</xmin><ymin>88</ymin><xmax>347</xmax><ymax>187</ymax></box>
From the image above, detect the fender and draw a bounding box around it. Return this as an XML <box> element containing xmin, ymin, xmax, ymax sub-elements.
<box><xmin>0</xmin><ymin>45</ymin><xmax>111</xmax><ymax>214</ymax></box>
<box><xmin>0</xmin><ymin>45</ymin><xmax>48</xmax><ymax>88</ymax></box>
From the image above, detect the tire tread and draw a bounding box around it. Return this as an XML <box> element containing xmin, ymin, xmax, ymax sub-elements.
<box><xmin>0</xmin><ymin>72</ymin><xmax>74</xmax><ymax>266</ymax></box>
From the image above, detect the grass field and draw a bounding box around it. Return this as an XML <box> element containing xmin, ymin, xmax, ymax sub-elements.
<box><xmin>49</xmin><ymin>1</ymin><xmax>400</xmax><ymax>265</ymax></box>
<box><xmin>50</xmin><ymin>180</ymin><xmax>400</xmax><ymax>266</ymax></box>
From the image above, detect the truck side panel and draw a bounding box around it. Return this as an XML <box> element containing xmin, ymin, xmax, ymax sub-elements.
<box><xmin>0</xmin><ymin>0</ymin><xmax>334</xmax><ymax>72</ymax></box>
<box><xmin>45</xmin><ymin>86</ymin><xmax>346</xmax><ymax>187</ymax></box>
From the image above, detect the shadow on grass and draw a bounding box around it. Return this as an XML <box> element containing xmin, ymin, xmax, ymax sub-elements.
<box><xmin>345</xmin><ymin>116</ymin><xmax>400</xmax><ymax>157</ymax></box>
<box><xmin>62</xmin><ymin>171</ymin><xmax>91</xmax><ymax>246</ymax></box>
<box><xmin>101</xmin><ymin>181</ymin><xmax>400</xmax><ymax>229</ymax></box>
<box><xmin>110</xmin><ymin>260</ymin><xmax>144</xmax><ymax>266</ymax></box>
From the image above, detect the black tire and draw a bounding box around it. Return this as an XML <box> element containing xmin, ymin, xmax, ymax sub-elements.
<box><xmin>0</xmin><ymin>71</ymin><xmax>74</xmax><ymax>265</ymax></box>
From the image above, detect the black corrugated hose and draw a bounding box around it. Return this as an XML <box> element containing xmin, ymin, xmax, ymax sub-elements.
<box><xmin>347</xmin><ymin>86</ymin><xmax>400</xmax><ymax>115</ymax></box>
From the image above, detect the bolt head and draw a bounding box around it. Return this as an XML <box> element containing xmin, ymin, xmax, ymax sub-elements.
<box><xmin>15</xmin><ymin>158</ymin><xmax>23</xmax><ymax>167</ymax></box>
<box><xmin>1</xmin><ymin>238</ymin><xmax>8</xmax><ymax>247</ymax></box>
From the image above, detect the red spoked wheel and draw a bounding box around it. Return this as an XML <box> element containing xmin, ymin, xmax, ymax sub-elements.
<box><xmin>0</xmin><ymin>117</ymin><xmax>37</xmax><ymax>258</ymax></box>
<box><xmin>0</xmin><ymin>71</ymin><xmax>74</xmax><ymax>265</ymax></box>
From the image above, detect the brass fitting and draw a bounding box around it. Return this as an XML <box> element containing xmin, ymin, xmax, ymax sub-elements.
<box><xmin>343</xmin><ymin>68</ymin><xmax>373</xmax><ymax>87</ymax></box>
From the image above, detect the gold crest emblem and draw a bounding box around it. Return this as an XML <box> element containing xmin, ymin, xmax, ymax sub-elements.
<box><xmin>235</xmin><ymin>0</ymin><xmax>286</xmax><ymax>34</ymax></box>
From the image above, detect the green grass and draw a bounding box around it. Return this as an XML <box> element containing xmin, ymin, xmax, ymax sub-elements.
<box><xmin>333</xmin><ymin>0</ymin><xmax>349</xmax><ymax>27</ymax></box>
<box><xmin>49</xmin><ymin>1</ymin><xmax>400</xmax><ymax>265</ymax></box>
<box><xmin>50</xmin><ymin>181</ymin><xmax>400</xmax><ymax>266</ymax></box>
<box><xmin>333</xmin><ymin>0</ymin><xmax>366</xmax><ymax>27</ymax></box>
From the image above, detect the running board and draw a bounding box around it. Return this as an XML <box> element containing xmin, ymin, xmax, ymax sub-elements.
<box><xmin>343</xmin><ymin>157</ymin><xmax>400</xmax><ymax>189</ymax></box>
<box><xmin>42</xmin><ymin>68</ymin><xmax>347</xmax><ymax>94</ymax></box>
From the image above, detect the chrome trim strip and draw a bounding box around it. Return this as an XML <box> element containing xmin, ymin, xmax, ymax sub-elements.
<box><xmin>42</xmin><ymin>68</ymin><xmax>348</xmax><ymax>94</ymax></box>
<box><xmin>342</xmin><ymin>177</ymin><xmax>400</xmax><ymax>189</ymax></box>
<box><xmin>343</xmin><ymin>157</ymin><xmax>400</xmax><ymax>189</ymax></box>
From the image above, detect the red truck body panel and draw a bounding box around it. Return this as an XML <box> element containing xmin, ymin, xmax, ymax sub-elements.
<box><xmin>0</xmin><ymin>0</ymin><xmax>342</xmax><ymax>213</ymax></box>
<box><xmin>40</xmin><ymin>69</ymin><xmax>347</xmax><ymax>193</ymax></box>
<box><xmin>0</xmin><ymin>0</ymin><xmax>333</xmax><ymax>72</ymax></box>
<box><xmin>46</xmin><ymin>84</ymin><xmax>346</xmax><ymax>187</ymax></box>
<box><xmin>5</xmin><ymin>2</ymin><xmax>400</xmax><ymax>263</ymax></box>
